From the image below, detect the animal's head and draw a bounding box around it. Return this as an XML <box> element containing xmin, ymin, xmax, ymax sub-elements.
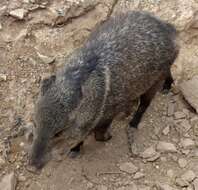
<box><xmin>28</xmin><ymin>52</ymin><xmax>99</xmax><ymax>170</ymax></box>
<box><xmin>29</xmin><ymin>74</ymin><xmax>81</xmax><ymax>169</ymax></box>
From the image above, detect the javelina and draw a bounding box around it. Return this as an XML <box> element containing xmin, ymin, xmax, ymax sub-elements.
<box><xmin>29</xmin><ymin>11</ymin><xmax>179</xmax><ymax>169</ymax></box>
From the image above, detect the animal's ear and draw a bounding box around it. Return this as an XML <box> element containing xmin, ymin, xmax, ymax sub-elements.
<box><xmin>41</xmin><ymin>75</ymin><xmax>56</xmax><ymax>95</ymax></box>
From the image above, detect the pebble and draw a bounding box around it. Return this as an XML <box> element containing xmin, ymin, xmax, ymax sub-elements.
<box><xmin>167</xmin><ymin>102</ymin><xmax>175</xmax><ymax>116</ymax></box>
<box><xmin>37</xmin><ymin>52</ymin><xmax>55</xmax><ymax>65</ymax></box>
<box><xmin>156</xmin><ymin>141</ymin><xmax>177</xmax><ymax>153</ymax></box>
<box><xmin>179</xmin><ymin>120</ymin><xmax>192</xmax><ymax>133</ymax></box>
<box><xmin>141</xmin><ymin>146</ymin><xmax>157</xmax><ymax>159</ymax></box>
<box><xmin>97</xmin><ymin>185</ymin><xmax>108</xmax><ymax>190</ymax></box>
<box><xmin>175</xmin><ymin>177</ymin><xmax>188</xmax><ymax>187</ymax></box>
<box><xmin>174</xmin><ymin>111</ymin><xmax>186</xmax><ymax>120</ymax></box>
<box><xmin>118</xmin><ymin>183</ymin><xmax>138</xmax><ymax>190</ymax></box>
<box><xmin>18</xmin><ymin>175</ymin><xmax>26</xmax><ymax>182</ymax></box>
<box><xmin>119</xmin><ymin>162</ymin><xmax>139</xmax><ymax>174</ymax></box>
<box><xmin>167</xmin><ymin>169</ymin><xmax>174</xmax><ymax>178</ymax></box>
<box><xmin>9</xmin><ymin>9</ymin><xmax>27</xmax><ymax>20</ymax></box>
<box><xmin>0</xmin><ymin>23</ymin><xmax>2</xmax><ymax>30</ymax></box>
<box><xmin>181</xmin><ymin>170</ymin><xmax>196</xmax><ymax>183</ymax></box>
<box><xmin>133</xmin><ymin>171</ymin><xmax>145</xmax><ymax>179</ymax></box>
<box><xmin>178</xmin><ymin>158</ymin><xmax>188</xmax><ymax>168</ymax></box>
<box><xmin>0</xmin><ymin>157</ymin><xmax>6</xmax><ymax>166</ymax></box>
<box><xmin>190</xmin><ymin>116</ymin><xmax>198</xmax><ymax>127</ymax></box>
<box><xmin>162</xmin><ymin>126</ymin><xmax>170</xmax><ymax>135</ymax></box>
<box><xmin>180</xmin><ymin>76</ymin><xmax>198</xmax><ymax>113</ymax></box>
<box><xmin>0</xmin><ymin>172</ymin><xmax>17</xmax><ymax>190</ymax></box>
<box><xmin>193</xmin><ymin>178</ymin><xmax>198</xmax><ymax>190</ymax></box>
<box><xmin>0</xmin><ymin>74</ymin><xmax>7</xmax><ymax>81</ymax></box>
<box><xmin>157</xmin><ymin>183</ymin><xmax>176</xmax><ymax>190</ymax></box>
<box><xmin>180</xmin><ymin>138</ymin><xmax>195</xmax><ymax>149</ymax></box>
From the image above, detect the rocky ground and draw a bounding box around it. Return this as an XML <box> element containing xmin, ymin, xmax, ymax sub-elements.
<box><xmin>0</xmin><ymin>0</ymin><xmax>198</xmax><ymax>190</ymax></box>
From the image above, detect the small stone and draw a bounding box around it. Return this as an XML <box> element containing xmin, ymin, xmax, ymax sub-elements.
<box><xmin>181</xmin><ymin>170</ymin><xmax>196</xmax><ymax>183</ymax></box>
<box><xmin>175</xmin><ymin>178</ymin><xmax>188</xmax><ymax>187</ymax></box>
<box><xmin>167</xmin><ymin>169</ymin><xmax>174</xmax><ymax>178</ymax></box>
<box><xmin>180</xmin><ymin>138</ymin><xmax>195</xmax><ymax>149</ymax></box>
<box><xmin>0</xmin><ymin>23</ymin><xmax>2</xmax><ymax>30</ymax></box>
<box><xmin>9</xmin><ymin>9</ymin><xmax>27</xmax><ymax>20</ymax></box>
<box><xmin>178</xmin><ymin>158</ymin><xmax>188</xmax><ymax>168</ymax></box>
<box><xmin>18</xmin><ymin>175</ymin><xmax>26</xmax><ymax>182</ymax></box>
<box><xmin>37</xmin><ymin>52</ymin><xmax>55</xmax><ymax>65</ymax></box>
<box><xmin>97</xmin><ymin>185</ymin><xmax>108</xmax><ymax>190</ymax></box>
<box><xmin>0</xmin><ymin>157</ymin><xmax>5</xmax><ymax>166</ymax></box>
<box><xmin>181</xmin><ymin>149</ymin><xmax>190</xmax><ymax>155</ymax></box>
<box><xmin>174</xmin><ymin>111</ymin><xmax>186</xmax><ymax>119</ymax></box>
<box><xmin>157</xmin><ymin>183</ymin><xmax>176</xmax><ymax>190</ymax></box>
<box><xmin>156</xmin><ymin>141</ymin><xmax>177</xmax><ymax>153</ymax></box>
<box><xmin>133</xmin><ymin>172</ymin><xmax>145</xmax><ymax>179</ymax></box>
<box><xmin>87</xmin><ymin>182</ymin><xmax>93</xmax><ymax>189</ymax></box>
<box><xmin>180</xmin><ymin>76</ymin><xmax>198</xmax><ymax>113</ymax></box>
<box><xmin>179</xmin><ymin>120</ymin><xmax>192</xmax><ymax>133</ymax></box>
<box><xmin>193</xmin><ymin>178</ymin><xmax>198</xmax><ymax>190</ymax></box>
<box><xmin>167</xmin><ymin>102</ymin><xmax>175</xmax><ymax>116</ymax></box>
<box><xmin>141</xmin><ymin>146</ymin><xmax>157</xmax><ymax>159</ymax></box>
<box><xmin>190</xmin><ymin>116</ymin><xmax>198</xmax><ymax>127</ymax></box>
<box><xmin>0</xmin><ymin>74</ymin><xmax>7</xmax><ymax>81</ymax></box>
<box><xmin>19</xmin><ymin>142</ymin><xmax>25</xmax><ymax>147</ymax></box>
<box><xmin>118</xmin><ymin>183</ymin><xmax>138</xmax><ymax>190</ymax></box>
<box><xmin>162</xmin><ymin>126</ymin><xmax>170</xmax><ymax>135</ymax></box>
<box><xmin>0</xmin><ymin>172</ymin><xmax>17</xmax><ymax>190</ymax></box>
<box><xmin>119</xmin><ymin>162</ymin><xmax>138</xmax><ymax>174</ymax></box>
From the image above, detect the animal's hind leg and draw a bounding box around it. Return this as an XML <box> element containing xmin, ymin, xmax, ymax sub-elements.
<box><xmin>94</xmin><ymin>119</ymin><xmax>113</xmax><ymax>141</ymax></box>
<box><xmin>162</xmin><ymin>70</ymin><xmax>174</xmax><ymax>94</ymax></box>
<box><xmin>127</xmin><ymin>80</ymin><xmax>162</xmax><ymax>156</ymax></box>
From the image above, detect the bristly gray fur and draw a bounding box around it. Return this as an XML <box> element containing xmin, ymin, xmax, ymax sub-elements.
<box><xmin>29</xmin><ymin>11</ymin><xmax>179</xmax><ymax>169</ymax></box>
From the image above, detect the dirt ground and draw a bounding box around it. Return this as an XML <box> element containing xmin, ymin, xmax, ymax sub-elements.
<box><xmin>1</xmin><ymin>0</ymin><xmax>198</xmax><ymax>190</ymax></box>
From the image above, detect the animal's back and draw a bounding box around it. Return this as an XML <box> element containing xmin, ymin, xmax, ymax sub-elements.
<box><xmin>84</xmin><ymin>11</ymin><xmax>178</xmax><ymax>117</ymax></box>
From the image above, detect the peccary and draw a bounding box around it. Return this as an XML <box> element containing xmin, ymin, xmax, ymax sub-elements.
<box><xmin>29</xmin><ymin>11</ymin><xmax>179</xmax><ymax>169</ymax></box>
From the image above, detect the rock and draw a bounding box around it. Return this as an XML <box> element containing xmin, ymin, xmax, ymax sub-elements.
<box><xmin>167</xmin><ymin>169</ymin><xmax>174</xmax><ymax>178</ymax></box>
<box><xmin>0</xmin><ymin>74</ymin><xmax>7</xmax><ymax>81</ymax></box>
<box><xmin>193</xmin><ymin>178</ymin><xmax>198</xmax><ymax>190</ymax></box>
<box><xmin>190</xmin><ymin>116</ymin><xmax>198</xmax><ymax>127</ymax></box>
<box><xmin>178</xmin><ymin>158</ymin><xmax>188</xmax><ymax>168</ymax></box>
<box><xmin>157</xmin><ymin>183</ymin><xmax>176</xmax><ymax>190</ymax></box>
<box><xmin>180</xmin><ymin>76</ymin><xmax>198</xmax><ymax>113</ymax></box>
<box><xmin>18</xmin><ymin>175</ymin><xmax>26</xmax><ymax>182</ymax></box>
<box><xmin>175</xmin><ymin>178</ymin><xmax>188</xmax><ymax>187</ymax></box>
<box><xmin>156</xmin><ymin>141</ymin><xmax>177</xmax><ymax>153</ymax></box>
<box><xmin>179</xmin><ymin>120</ymin><xmax>192</xmax><ymax>133</ymax></box>
<box><xmin>0</xmin><ymin>23</ymin><xmax>2</xmax><ymax>30</ymax></box>
<box><xmin>37</xmin><ymin>52</ymin><xmax>55</xmax><ymax>65</ymax></box>
<box><xmin>133</xmin><ymin>172</ymin><xmax>145</xmax><ymax>179</ymax></box>
<box><xmin>162</xmin><ymin>126</ymin><xmax>170</xmax><ymax>135</ymax></box>
<box><xmin>118</xmin><ymin>183</ymin><xmax>138</xmax><ymax>190</ymax></box>
<box><xmin>141</xmin><ymin>146</ymin><xmax>158</xmax><ymax>159</ymax></box>
<box><xmin>180</xmin><ymin>138</ymin><xmax>195</xmax><ymax>149</ymax></box>
<box><xmin>181</xmin><ymin>170</ymin><xmax>196</xmax><ymax>183</ymax></box>
<box><xmin>97</xmin><ymin>185</ymin><xmax>108</xmax><ymax>190</ymax></box>
<box><xmin>167</xmin><ymin>102</ymin><xmax>175</xmax><ymax>116</ymax></box>
<box><xmin>119</xmin><ymin>162</ymin><xmax>139</xmax><ymax>174</ymax></box>
<box><xmin>0</xmin><ymin>172</ymin><xmax>17</xmax><ymax>190</ymax></box>
<box><xmin>9</xmin><ymin>9</ymin><xmax>27</xmax><ymax>20</ymax></box>
<box><xmin>0</xmin><ymin>156</ymin><xmax>5</xmax><ymax>164</ymax></box>
<box><xmin>174</xmin><ymin>111</ymin><xmax>186</xmax><ymax>120</ymax></box>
